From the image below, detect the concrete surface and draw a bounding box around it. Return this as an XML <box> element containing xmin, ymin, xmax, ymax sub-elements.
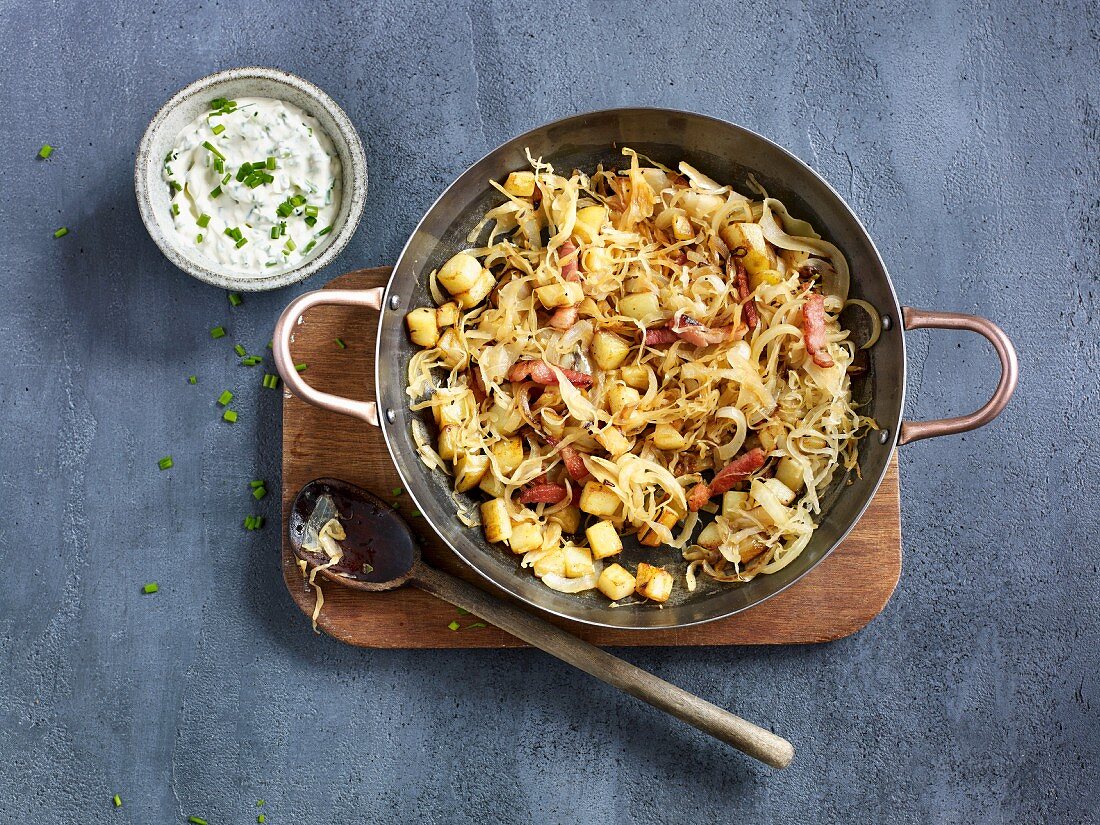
<box><xmin>0</xmin><ymin>0</ymin><xmax>1097</xmax><ymax>822</ymax></box>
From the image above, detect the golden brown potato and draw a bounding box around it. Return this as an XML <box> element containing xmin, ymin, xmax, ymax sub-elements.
<box><xmin>481</xmin><ymin>498</ymin><xmax>512</xmax><ymax>543</ymax></box>
<box><xmin>586</xmin><ymin>520</ymin><xmax>623</xmax><ymax>560</ymax></box>
<box><xmin>438</xmin><ymin>253</ymin><xmax>483</xmax><ymax>295</ymax></box>
<box><xmin>635</xmin><ymin>562</ymin><xmax>673</xmax><ymax>602</ymax></box>
<box><xmin>597</xmin><ymin>563</ymin><xmax>636</xmax><ymax>601</ymax></box>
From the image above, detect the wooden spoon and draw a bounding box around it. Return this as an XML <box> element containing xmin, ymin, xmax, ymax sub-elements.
<box><xmin>289</xmin><ymin>478</ymin><xmax>794</xmax><ymax>769</ymax></box>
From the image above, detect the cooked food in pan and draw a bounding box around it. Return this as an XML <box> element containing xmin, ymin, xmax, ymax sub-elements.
<box><xmin>404</xmin><ymin>148</ymin><xmax>877</xmax><ymax>603</ymax></box>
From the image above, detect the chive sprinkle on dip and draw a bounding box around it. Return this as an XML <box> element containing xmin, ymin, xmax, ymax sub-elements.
<box><xmin>162</xmin><ymin>97</ymin><xmax>341</xmax><ymax>276</ymax></box>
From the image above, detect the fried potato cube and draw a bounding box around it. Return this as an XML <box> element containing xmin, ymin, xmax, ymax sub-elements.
<box><xmin>763</xmin><ymin>477</ymin><xmax>797</xmax><ymax>505</ymax></box>
<box><xmin>436</xmin><ymin>328</ymin><xmax>468</xmax><ymax>370</ymax></box>
<box><xmin>775</xmin><ymin>456</ymin><xmax>805</xmax><ymax>494</ymax></box>
<box><xmin>573</xmin><ymin>205</ymin><xmax>608</xmax><ymax>244</ymax></box>
<box><xmin>696</xmin><ymin>520</ymin><xmax>722</xmax><ymax>548</ymax></box>
<box><xmin>508</xmin><ymin>521</ymin><xmax>543</xmax><ymax>555</ymax></box>
<box><xmin>535</xmin><ymin>282</ymin><xmax>584</xmax><ymax>309</ymax></box>
<box><xmin>594</xmin><ymin>425</ymin><xmax>632</xmax><ymax>457</ymax></box>
<box><xmin>438</xmin><ymin>252</ymin><xmax>483</xmax><ymax>295</ymax></box>
<box><xmin>720</xmin><ymin>222</ymin><xmax>776</xmax><ymax>280</ymax></box>
<box><xmin>532</xmin><ymin>547</ymin><xmax>566</xmax><ymax>578</ymax></box>
<box><xmin>585</xmin><ymin>520</ymin><xmax>623</xmax><ymax>560</ymax></box>
<box><xmin>638</xmin><ymin>509</ymin><xmax>679</xmax><ymax>547</ymax></box>
<box><xmin>750</xmin><ymin>478</ymin><xmax>792</xmax><ymax>525</ymax></box>
<box><xmin>635</xmin><ymin>562</ymin><xmax>673</xmax><ymax>603</ymax></box>
<box><xmin>593</xmin><ymin>330</ymin><xmax>631</xmax><ymax>370</ymax></box>
<box><xmin>652</xmin><ymin>422</ymin><xmax>685</xmax><ymax>451</ymax></box>
<box><xmin>619</xmin><ymin>365</ymin><xmax>650</xmax><ymax>390</ymax></box>
<box><xmin>618</xmin><ymin>292</ymin><xmax>662</xmax><ymax>324</ymax></box>
<box><xmin>721</xmin><ymin>490</ymin><xmax>750</xmax><ymax>517</ymax></box>
<box><xmin>436</xmin><ymin>301</ymin><xmax>460</xmax><ymax>327</ymax></box>
<box><xmin>481</xmin><ymin>498</ymin><xmax>512</xmax><ymax>543</ymax></box>
<box><xmin>455</xmin><ymin>270</ymin><xmax>496</xmax><ymax>309</ymax></box>
<box><xmin>405</xmin><ymin>307</ymin><xmax>440</xmax><ymax>348</ymax></box>
<box><xmin>579</xmin><ymin>481</ymin><xmax>620</xmax><ymax>518</ymax></box>
<box><xmin>437</xmin><ymin>391</ymin><xmax>474</xmax><ymax>427</ymax></box>
<box><xmin>564</xmin><ymin>544</ymin><xmax>595</xmax><ymax>578</ymax></box>
<box><xmin>437</xmin><ymin>425</ymin><xmax>460</xmax><ymax>462</ymax></box>
<box><xmin>454</xmin><ymin>453</ymin><xmax>489</xmax><ymax>492</ymax></box>
<box><xmin>671</xmin><ymin>213</ymin><xmax>694</xmax><ymax>241</ymax></box>
<box><xmin>503</xmin><ymin>170</ymin><xmax>536</xmax><ymax>197</ymax></box>
<box><xmin>478</xmin><ymin>473</ymin><xmax>507</xmax><ymax>499</ymax></box>
<box><xmin>549</xmin><ymin>505</ymin><xmax>581</xmax><ymax>534</ymax></box>
<box><xmin>491</xmin><ymin>437</ymin><xmax>524</xmax><ymax>476</ymax></box>
<box><xmin>608</xmin><ymin>384</ymin><xmax>641</xmax><ymax>416</ymax></box>
<box><xmin>581</xmin><ymin>247</ymin><xmax>615</xmax><ymax>276</ymax></box>
<box><xmin>598</xmin><ymin>563</ymin><xmax>637</xmax><ymax>601</ymax></box>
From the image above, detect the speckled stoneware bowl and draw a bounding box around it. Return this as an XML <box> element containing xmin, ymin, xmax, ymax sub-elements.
<box><xmin>135</xmin><ymin>67</ymin><xmax>367</xmax><ymax>291</ymax></box>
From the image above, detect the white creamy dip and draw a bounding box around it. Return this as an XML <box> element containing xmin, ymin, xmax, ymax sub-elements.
<box><xmin>161</xmin><ymin>96</ymin><xmax>341</xmax><ymax>276</ymax></box>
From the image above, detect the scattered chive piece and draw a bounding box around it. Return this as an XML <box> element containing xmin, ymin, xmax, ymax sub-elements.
<box><xmin>257</xmin><ymin>800</ymin><xmax>265</xmax><ymax>807</ymax></box>
<box><xmin>283</xmin><ymin>238</ymin><xmax>297</xmax><ymax>253</ymax></box>
<box><xmin>262</xmin><ymin>373</ymin><xmax>279</xmax><ymax>389</ymax></box>
<box><xmin>38</xmin><ymin>144</ymin><xmax>54</xmax><ymax>159</ymax></box>
<box><xmin>112</xmin><ymin>794</ymin><xmax>122</xmax><ymax>807</ymax></box>
<box><xmin>234</xmin><ymin>344</ymin><xmax>246</xmax><ymax>357</ymax></box>
<box><xmin>266</xmin><ymin>340</ymin><xmax>273</xmax><ymax>349</ymax></box>
<box><xmin>53</xmin><ymin>227</ymin><xmax>69</xmax><ymax>238</ymax></box>
<box><xmin>266</xmin><ymin>156</ymin><xmax>276</xmax><ymax>170</ymax></box>
<box><xmin>295</xmin><ymin>363</ymin><xmax>307</xmax><ymax>372</ymax></box>
<box><xmin>142</xmin><ymin>582</ymin><xmax>159</xmax><ymax>594</ymax></box>
<box><xmin>228</xmin><ymin>292</ymin><xmax>242</xmax><ymax>306</ymax></box>
<box><xmin>197</xmin><ymin>213</ymin><xmax>211</xmax><ymax>228</ymax></box>
<box><xmin>270</xmin><ymin>225</ymin><xmax>281</xmax><ymax>240</ymax></box>
<box><xmin>241</xmin><ymin>356</ymin><xmax>262</xmax><ymax>366</ymax></box>
<box><xmin>318</xmin><ymin>225</ymin><xmax>333</xmax><ymax>236</ymax></box>
<box><xmin>221</xmin><ymin>172</ymin><xmax>231</xmax><ymax>185</ymax></box>
<box><xmin>447</xmin><ymin>620</ymin><xmax>460</xmax><ymax>631</ymax></box>
<box><xmin>335</xmin><ymin>337</ymin><xmax>346</xmax><ymax>349</ymax></box>
<box><xmin>188</xmin><ymin>375</ymin><xmax>197</xmax><ymax>384</ymax></box>
<box><xmin>302</xmin><ymin>239</ymin><xmax>317</xmax><ymax>254</ymax></box>
<box><xmin>196</xmin><ymin>233</ymin><xmax>204</xmax><ymax>243</ymax></box>
<box><xmin>303</xmin><ymin>215</ymin><xmax>318</xmax><ymax>228</ymax></box>
<box><xmin>304</xmin><ymin>204</ymin><xmax>319</xmax><ymax>217</ymax></box>
<box><xmin>252</xmin><ymin>486</ymin><xmax>267</xmax><ymax>500</ymax></box>
<box><xmin>258</xmin><ymin>816</ymin><xmax>266</xmax><ymax>824</ymax></box>
<box><xmin>467</xmin><ymin>622</ymin><xmax>487</xmax><ymax>629</ymax></box>
<box><xmin>188</xmin><ymin>818</ymin><xmax>209</xmax><ymax>825</ymax></box>
<box><xmin>223</xmin><ymin>409</ymin><xmax>238</xmax><ymax>423</ymax></box>
<box><xmin>217</xmin><ymin>390</ymin><xmax>233</xmax><ymax>406</ymax></box>
<box><xmin>210</xmin><ymin>185</ymin><xmax>223</xmax><ymax>199</ymax></box>
<box><xmin>158</xmin><ymin>456</ymin><xmax>173</xmax><ymax>471</ymax></box>
<box><xmin>393</xmin><ymin>487</ymin><xmax>403</xmax><ymax>496</ymax></box>
<box><xmin>210</xmin><ymin>325</ymin><xmax>226</xmax><ymax>339</ymax></box>
<box><xmin>456</xmin><ymin>607</ymin><xmax>470</xmax><ymax>615</ymax></box>
<box><xmin>201</xmin><ymin>140</ymin><xmax>224</xmax><ymax>160</ymax></box>
<box><xmin>235</xmin><ymin>237</ymin><xmax>248</xmax><ymax>248</ymax></box>
<box><xmin>171</xmin><ymin>203</ymin><xmax>180</xmax><ymax>216</ymax></box>
<box><xmin>213</xmin><ymin>157</ymin><xmax>224</xmax><ymax>174</ymax></box>
<box><xmin>250</xmin><ymin>479</ymin><xmax>265</xmax><ymax>489</ymax></box>
<box><xmin>211</xmin><ymin>123</ymin><xmax>225</xmax><ymax>135</ymax></box>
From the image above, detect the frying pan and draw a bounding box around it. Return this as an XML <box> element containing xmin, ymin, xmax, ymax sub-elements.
<box><xmin>273</xmin><ymin>108</ymin><xmax>1017</xmax><ymax>630</ymax></box>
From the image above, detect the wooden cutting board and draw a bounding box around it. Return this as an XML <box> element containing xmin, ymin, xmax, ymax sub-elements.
<box><xmin>280</xmin><ymin>267</ymin><xmax>902</xmax><ymax>648</ymax></box>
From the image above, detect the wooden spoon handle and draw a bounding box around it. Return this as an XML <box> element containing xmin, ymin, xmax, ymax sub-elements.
<box><xmin>411</xmin><ymin>562</ymin><xmax>794</xmax><ymax>769</ymax></box>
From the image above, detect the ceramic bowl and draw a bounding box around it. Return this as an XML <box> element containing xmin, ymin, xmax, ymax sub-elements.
<box><xmin>135</xmin><ymin>67</ymin><xmax>367</xmax><ymax>291</ymax></box>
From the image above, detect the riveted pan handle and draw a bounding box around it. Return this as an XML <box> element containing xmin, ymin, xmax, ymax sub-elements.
<box><xmin>273</xmin><ymin>287</ymin><xmax>385</xmax><ymax>426</ymax></box>
<box><xmin>899</xmin><ymin>307</ymin><xmax>1018</xmax><ymax>445</ymax></box>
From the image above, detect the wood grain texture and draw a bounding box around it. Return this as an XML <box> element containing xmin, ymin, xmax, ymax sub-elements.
<box><xmin>280</xmin><ymin>267</ymin><xmax>902</xmax><ymax>648</ymax></box>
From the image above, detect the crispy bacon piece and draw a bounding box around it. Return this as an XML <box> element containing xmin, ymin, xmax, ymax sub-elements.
<box><xmin>802</xmin><ymin>292</ymin><xmax>834</xmax><ymax>368</ymax></box>
<box><xmin>644</xmin><ymin>317</ymin><xmax>735</xmax><ymax>348</ymax></box>
<box><xmin>644</xmin><ymin>327</ymin><xmax>679</xmax><ymax>346</ymax></box>
<box><xmin>560</xmin><ymin>444</ymin><xmax>590</xmax><ymax>482</ymax></box>
<box><xmin>549</xmin><ymin>304</ymin><xmax>580</xmax><ymax>331</ymax></box>
<box><xmin>548</xmin><ymin>241</ymin><xmax>582</xmax><ymax>330</ymax></box>
<box><xmin>687</xmin><ymin>448</ymin><xmax>767</xmax><ymax>511</ymax></box>
<box><xmin>729</xmin><ymin>256</ymin><xmax>758</xmax><ymax>331</ymax></box>
<box><xmin>519</xmin><ymin>484</ymin><xmax>568</xmax><ymax>505</ymax></box>
<box><xmin>508</xmin><ymin>359</ymin><xmax>593</xmax><ymax>388</ymax></box>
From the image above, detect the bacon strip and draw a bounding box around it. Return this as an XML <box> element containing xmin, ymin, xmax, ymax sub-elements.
<box><xmin>549</xmin><ymin>241</ymin><xmax>582</xmax><ymax>330</ymax></box>
<box><xmin>802</xmin><ymin>292</ymin><xmax>834</xmax><ymax>368</ymax></box>
<box><xmin>508</xmin><ymin>359</ymin><xmax>593</xmax><ymax>388</ymax></box>
<box><xmin>687</xmin><ymin>448</ymin><xmax>767</xmax><ymax>511</ymax></box>
<box><xmin>549</xmin><ymin>304</ymin><xmax>580</xmax><ymax>331</ymax></box>
<box><xmin>519</xmin><ymin>484</ymin><xmax>568</xmax><ymax>505</ymax></box>
<box><xmin>643</xmin><ymin>327</ymin><xmax>679</xmax><ymax>346</ymax></box>
<box><xmin>543</xmin><ymin>435</ymin><xmax>590</xmax><ymax>482</ymax></box>
<box><xmin>730</xmin><ymin>256</ymin><xmax>758</xmax><ymax>331</ymax></box>
<box><xmin>644</xmin><ymin>317</ymin><xmax>735</xmax><ymax>348</ymax></box>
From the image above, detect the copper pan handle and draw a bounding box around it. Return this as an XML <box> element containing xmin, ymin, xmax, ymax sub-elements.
<box><xmin>272</xmin><ymin>287</ymin><xmax>385</xmax><ymax>426</ymax></box>
<box><xmin>899</xmin><ymin>307</ymin><xmax>1018</xmax><ymax>445</ymax></box>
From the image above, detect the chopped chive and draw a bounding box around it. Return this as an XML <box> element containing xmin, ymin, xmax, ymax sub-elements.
<box><xmin>318</xmin><ymin>225</ymin><xmax>333</xmax><ymax>236</ymax></box>
<box><xmin>168</xmin><ymin>180</ymin><xmax>182</xmax><ymax>195</ymax></box>
<box><xmin>223</xmin><ymin>409</ymin><xmax>238</xmax><ymax>423</ymax></box>
<box><xmin>188</xmin><ymin>375</ymin><xmax>197</xmax><ymax>384</ymax></box>
<box><xmin>467</xmin><ymin>622</ymin><xmax>487</xmax><ymax>629</ymax></box>
<box><xmin>210</xmin><ymin>326</ymin><xmax>226</xmax><ymax>339</ymax></box>
<box><xmin>447</xmin><ymin>620</ymin><xmax>460</xmax><ymax>631</ymax></box>
<box><xmin>241</xmin><ymin>356</ymin><xmax>262</xmax><ymax>366</ymax></box>
<box><xmin>295</xmin><ymin>363</ymin><xmax>307</xmax><ymax>372</ymax></box>
<box><xmin>217</xmin><ymin>390</ymin><xmax>233</xmax><ymax>406</ymax></box>
<box><xmin>38</xmin><ymin>144</ymin><xmax>54</xmax><ymax>159</ymax></box>
<box><xmin>250</xmin><ymin>479</ymin><xmax>265</xmax><ymax>489</ymax></box>
<box><xmin>157</xmin><ymin>456</ymin><xmax>173</xmax><ymax>470</ymax></box>
<box><xmin>228</xmin><ymin>292</ymin><xmax>242</xmax><ymax>306</ymax></box>
<box><xmin>171</xmin><ymin>203</ymin><xmax>180</xmax><ymax>216</ymax></box>
<box><xmin>235</xmin><ymin>237</ymin><xmax>248</xmax><ymax>249</ymax></box>
<box><xmin>210</xmin><ymin>185</ymin><xmax>222</xmax><ymax>198</ymax></box>
<box><xmin>257</xmin><ymin>800</ymin><xmax>265</xmax><ymax>807</ymax></box>
<box><xmin>302</xmin><ymin>239</ymin><xmax>317</xmax><ymax>254</ymax></box>
<box><xmin>236</xmin><ymin>162</ymin><xmax>253</xmax><ymax>182</ymax></box>
<box><xmin>392</xmin><ymin>487</ymin><xmax>403</xmax><ymax>496</ymax></box>
<box><xmin>304</xmin><ymin>204</ymin><xmax>319</xmax><ymax>217</ymax></box>
<box><xmin>262</xmin><ymin>373</ymin><xmax>279</xmax><ymax>389</ymax></box>
<box><xmin>335</xmin><ymin>337</ymin><xmax>346</xmax><ymax>349</ymax></box>
<box><xmin>303</xmin><ymin>215</ymin><xmax>318</xmax><ymax>228</ymax></box>
<box><xmin>196</xmin><ymin>233</ymin><xmax>204</xmax><ymax>243</ymax></box>
<box><xmin>266</xmin><ymin>156</ymin><xmax>276</xmax><ymax>170</ymax></box>
<box><xmin>112</xmin><ymin>794</ymin><xmax>122</xmax><ymax>807</ymax></box>
<box><xmin>142</xmin><ymin>582</ymin><xmax>159</xmax><ymax>594</ymax></box>
<box><xmin>211</xmin><ymin>123</ymin><xmax>225</xmax><ymax>135</ymax></box>
<box><xmin>243</xmin><ymin>515</ymin><xmax>256</xmax><ymax>529</ymax></box>
<box><xmin>258</xmin><ymin>815</ymin><xmax>266</xmax><ymax>824</ymax></box>
<box><xmin>53</xmin><ymin>227</ymin><xmax>68</xmax><ymax>238</ymax></box>
<box><xmin>197</xmin><ymin>213</ymin><xmax>211</xmax><ymax>228</ymax></box>
<box><xmin>221</xmin><ymin>172</ymin><xmax>231</xmax><ymax>185</ymax></box>
<box><xmin>201</xmin><ymin>140</ymin><xmax>224</xmax><ymax>160</ymax></box>
<box><xmin>252</xmin><ymin>486</ymin><xmax>267</xmax><ymax>500</ymax></box>
<box><xmin>270</xmin><ymin>225</ymin><xmax>281</xmax><ymax>239</ymax></box>
<box><xmin>188</xmin><ymin>818</ymin><xmax>209</xmax><ymax>825</ymax></box>
<box><xmin>283</xmin><ymin>238</ymin><xmax>297</xmax><ymax>253</ymax></box>
<box><xmin>213</xmin><ymin>157</ymin><xmax>224</xmax><ymax>174</ymax></box>
<box><xmin>234</xmin><ymin>344</ymin><xmax>246</xmax><ymax>357</ymax></box>
<box><xmin>456</xmin><ymin>607</ymin><xmax>470</xmax><ymax>615</ymax></box>
<box><xmin>266</xmin><ymin>340</ymin><xmax>273</xmax><ymax>349</ymax></box>
<box><xmin>290</xmin><ymin>194</ymin><xmax>306</xmax><ymax>207</ymax></box>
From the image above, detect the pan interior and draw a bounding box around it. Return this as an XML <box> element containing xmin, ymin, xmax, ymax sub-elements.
<box><xmin>377</xmin><ymin>109</ymin><xmax>903</xmax><ymax>629</ymax></box>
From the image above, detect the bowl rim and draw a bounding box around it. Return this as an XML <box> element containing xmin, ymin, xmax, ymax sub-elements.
<box><xmin>134</xmin><ymin>66</ymin><xmax>367</xmax><ymax>292</ymax></box>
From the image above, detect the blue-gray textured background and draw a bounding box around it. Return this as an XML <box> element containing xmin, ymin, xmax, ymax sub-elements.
<box><xmin>1</xmin><ymin>0</ymin><xmax>1097</xmax><ymax>822</ymax></box>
